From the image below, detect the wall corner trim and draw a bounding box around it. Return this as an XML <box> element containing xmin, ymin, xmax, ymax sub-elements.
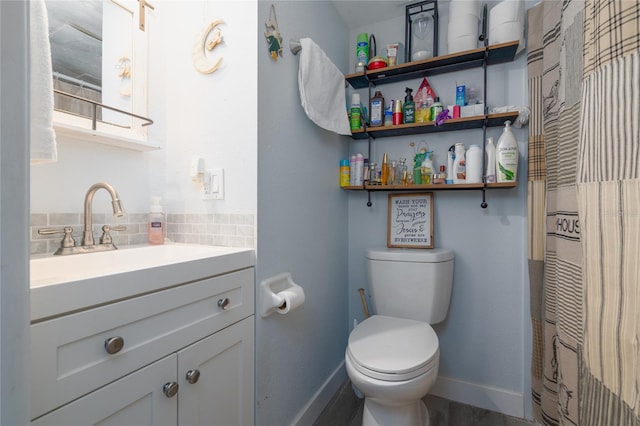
<box><xmin>291</xmin><ymin>361</ymin><xmax>347</xmax><ymax>426</ymax></box>
<box><xmin>431</xmin><ymin>375</ymin><xmax>525</xmax><ymax>419</ymax></box>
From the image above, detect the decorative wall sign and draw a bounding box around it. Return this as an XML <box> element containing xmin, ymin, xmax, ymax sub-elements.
<box><xmin>193</xmin><ymin>19</ymin><xmax>224</xmax><ymax>74</ymax></box>
<box><xmin>264</xmin><ymin>4</ymin><xmax>283</xmax><ymax>60</ymax></box>
<box><xmin>387</xmin><ymin>192</ymin><xmax>434</xmax><ymax>249</ymax></box>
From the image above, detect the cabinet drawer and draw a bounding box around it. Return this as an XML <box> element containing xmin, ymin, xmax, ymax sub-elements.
<box><xmin>30</xmin><ymin>267</ymin><xmax>254</xmax><ymax>419</ymax></box>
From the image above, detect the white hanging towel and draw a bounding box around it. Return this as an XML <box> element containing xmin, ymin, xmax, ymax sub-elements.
<box><xmin>298</xmin><ymin>38</ymin><xmax>351</xmax><ymax>136</ymax></box>
<box><xmin>30</xmin><ymin>0</ymin><xmax>58</xmax><ymax>164</ymax></box>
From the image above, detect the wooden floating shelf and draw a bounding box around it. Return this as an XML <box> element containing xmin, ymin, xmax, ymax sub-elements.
<box><xmin>342</xmin><ymin>182</ymin><xmax>517</xmax><ymax>191</ymax></box>
<box><xmin>349</xmin><ymin>111</ymin><xmax>519</xmax><ymax>140</ymax></box>
<box><xmin>345</xmin><ymin>40</ymin><xmax>519</xmax><ymax>89</ymax></box>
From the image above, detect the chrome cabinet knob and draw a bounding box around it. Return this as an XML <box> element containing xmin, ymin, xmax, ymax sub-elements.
<box><xmin>163</xmin><ymin>382</ymin><xmax>179</xmax><ymax>398</ymax></box>
<box><xmin>186</xmin><ymin>369</ymin><xmax>201</xmax><ymax>384</ymax></box>
<box><xmin>218</xmin><ymin>298</ymin><xmax>230</xmax><ymax>310</ymax></box>
<box><xmin>104</xmin><ymin>336</ymin><xmax>125</xmax><ymax>354</ymax></box>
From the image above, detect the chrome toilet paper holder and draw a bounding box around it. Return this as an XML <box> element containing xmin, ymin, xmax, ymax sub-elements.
<box><xmin>260</xmin><ymin>272</ymin><xmax>304</xmax><ymax>317</ymax></box>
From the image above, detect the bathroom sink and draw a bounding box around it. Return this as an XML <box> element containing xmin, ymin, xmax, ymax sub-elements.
<box><xmin>30</xmin><ymin>244</ymin><xmax>247</xmax><ymax>287</ymax></box>
<box><xmin>30</xmin><ymin>244</ymin><xmax>255</xmax><ymax>322</ymax></box>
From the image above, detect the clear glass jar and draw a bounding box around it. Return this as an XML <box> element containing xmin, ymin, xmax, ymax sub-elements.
<box><xmin>369</xmin><ymin>162</ymin><xmax>381</xmax><ymax>185</ymax></box>
<box><xmin>389</xmin><ymin>160</ymin><xmax>397</xmax><ymax>185</ymax></box>
<box><xmin>395</xmin><ymin>159</ymin><xmax>407</xmax><ymax>185</ymax></box>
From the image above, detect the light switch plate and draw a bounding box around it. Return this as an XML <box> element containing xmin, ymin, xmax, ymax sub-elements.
<box><xmin>203</xmin><ymin>168</ymin><xmax>224</xmax><ymax>200</ymax></box>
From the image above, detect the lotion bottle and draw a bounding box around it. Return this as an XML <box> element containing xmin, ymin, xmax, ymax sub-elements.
<box><xmin>148</xmin><ymin>196</ymin><xmax>166</xmax><ymax>245</ymax></box>
<box><xmin>496</xmin><ymin>121</ymin><xmax>519</xmax><ymax>182</ymax></box>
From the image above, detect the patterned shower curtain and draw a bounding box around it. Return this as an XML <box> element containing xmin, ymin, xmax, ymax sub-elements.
<box><xmin>527</xmin><ymin>1</ymin><xmax>640</xmax><ymax>425</ymax></box>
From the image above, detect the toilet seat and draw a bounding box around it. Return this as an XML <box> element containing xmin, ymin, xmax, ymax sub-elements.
<box><xmin>347</xmin><ymin>315</ymin><xmax>439</xmax><ymax>382</ymax></box>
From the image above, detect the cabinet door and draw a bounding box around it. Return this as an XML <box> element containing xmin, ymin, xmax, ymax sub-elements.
<box><xmin>32</xmin><ymin>355</ymin><xmax>178</xmax><ymax>426</ymax></box>
<box><xmin>178</xmin><ymin>317</ymin><xmax>255</xmax><ymax>426</ymax></box>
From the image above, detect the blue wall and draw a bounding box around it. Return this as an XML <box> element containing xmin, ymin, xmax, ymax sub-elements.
<box><xmin>256</xmin><ymin>1</ymin><xmax>350</xmax><ymax>425</ymax></box>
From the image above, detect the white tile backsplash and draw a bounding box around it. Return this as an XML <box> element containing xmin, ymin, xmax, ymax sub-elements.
<box><xmin>30</xmin><ymin>212</ymin><xmax>255</xmax><ymax>255</ymax></box>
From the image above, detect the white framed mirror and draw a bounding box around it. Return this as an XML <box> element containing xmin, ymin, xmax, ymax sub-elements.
<box><xmin>46</xmin><ymin>0</ymin><xmax>156</xmax><ymax>151</ymax></box>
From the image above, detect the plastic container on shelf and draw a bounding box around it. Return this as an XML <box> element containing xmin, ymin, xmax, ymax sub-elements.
<box><xmin>356</xmin><ymin>33</ymin><xmax>369</xmax><ymax>65</ymax></box>
<box><xmin>349</xmin><ymin>154</ymin><xmax>357</xmax><ymax>186</ymax></box>
<box><xmin>465</xmin><ymin>144</ymin><xmax>483</xmax><ymax>183</ymax></box>
<box><xmin>452</xmin><ymin>143</ymin><xmax>466</xmax><ymax>184</ymax></box>
<box><xmin>484</xmin><ymin>137</ymin><xmax>496</xmax><ymax>182</ymax></box>
<box><xmin>340</xmin><ymin>159</ymin><xmax>350</xmax><ymax>187</ymax></box>
<box><xmin>350</xmin><ymin>93</ymin><xmax>361</xmax><ymax>131</ymax></box>
<box><xmin>354</xmin><ymin>153</ymin><xmax>364</xmax><ymax>186</ymax></box>
<box><xmin>370</xmin><ymin>90</ymin><xmax>385</xmax><ymax>127</ymax></box>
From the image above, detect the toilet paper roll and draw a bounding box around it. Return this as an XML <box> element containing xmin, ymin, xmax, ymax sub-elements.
<box><xmin>448</xmin><ymin>13</ymin><xmax>479</xmax><ymax>40</ymax></box>
<box><xmin>449</xmin><ymin>34</ymin><xmax>478</xmax><ymax>54</ymax></box>
<box><xmin>489</xmin><ymin>0</ymin><xmax>525</xmax><ymax>53</ymax></box>
<box><xmin>489</xmin><ymin>0</ymin><xmax>523</xmax><ymax>25</ymax></box>
<box><xmin>450</xmin><ymin>0</ymin><xmax>481</xmax><ymax>19</ymax></box>
<box><xmin>276</xmin><ymin>286</ymin><xmax>306</xmax><ymax>314</ymax></box>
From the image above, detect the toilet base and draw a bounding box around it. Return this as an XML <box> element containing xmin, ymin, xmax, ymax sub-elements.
<box><xmin>362</xmin><ymin>397</ymin><xmax>429</xmax><ymax>426</ymax></box>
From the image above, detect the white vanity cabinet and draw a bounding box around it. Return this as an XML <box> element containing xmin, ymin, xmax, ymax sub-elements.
<box><xmin>30</xmin><ymin>265</ymin><xmax>255</xmax><ymax>425</ymax></box>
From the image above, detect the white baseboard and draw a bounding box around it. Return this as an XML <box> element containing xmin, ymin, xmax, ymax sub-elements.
<box><xmin>292</xmin><ymin>361</ymin><xmax>347</xmax><ymax>426</ymax></box>
<box><xmin>430</xmin><ymin>375</ymin><xmax>525</xmax><ymax>419</ymax></box>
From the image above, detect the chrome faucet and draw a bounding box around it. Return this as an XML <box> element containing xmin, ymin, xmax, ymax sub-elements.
<box><xmin>82</xmin><ymin>182</ymin><xmax>125</xmax><ymax>246</ymax></box>
<box><xmin>38</xmin><ymin>182</ymin><xmax>127</xmax><ymax>255</ymax></box>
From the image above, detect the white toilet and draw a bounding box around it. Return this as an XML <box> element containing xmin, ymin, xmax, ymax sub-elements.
<box><xmin>345</xmin><ymin>247</ymin><xmax>454</xmax><ymax>426</ymax></box>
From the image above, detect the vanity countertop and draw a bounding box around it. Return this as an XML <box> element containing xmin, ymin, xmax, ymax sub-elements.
<box><xmin>30</xmin><ymin>244</ymin><xmax>255</xmax><ymax>322</ymax></box>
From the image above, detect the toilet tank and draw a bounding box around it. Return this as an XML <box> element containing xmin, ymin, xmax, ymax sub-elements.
<box><xmin>365</xmin><ymin>248</ymin><xmax>454</xmax><ymax>324</ymax></box>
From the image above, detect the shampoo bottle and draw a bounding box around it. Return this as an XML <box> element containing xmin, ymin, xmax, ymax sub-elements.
<box><xmin>452</xmin><ymin>143</ymin><xmax>466</xmax><ymax>184</ymax></box>
<box><xmin>148</xmin><ymin>197</ymin><xmax>166</xmax><ymax>245</ymax></box>
<box><xmin>403</xmin><ymin>87</ymin><xmax>415</xmax><ymax>124</ymax></box>
<box><xmin>484</xmin><ymin>137</ymin><xmax>496</xmax><ymax>182</ymax></box>
<box><xmin>496</xmin><ymin>121</ymin><xmax>519</xmax><ymax>182</ymax></box>
<box><xmin>465</xmin><ymin>144</ymin><xmax>483</xmax><ymax>183</ymax></box>
<box><xmin>431</xmin><ymin>97</ymin><xmax>443</xmax><ymax>121</ymax></box>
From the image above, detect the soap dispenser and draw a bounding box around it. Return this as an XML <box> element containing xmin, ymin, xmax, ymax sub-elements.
<box><xmin>148</xmin><ymin>196</ymin><xmax>166</xmax><ymax>245</ymax></box>
<box><xmin>403</xmin><ymin>87</ymin><xmax>415</xmax><ymax>124</ymax></box>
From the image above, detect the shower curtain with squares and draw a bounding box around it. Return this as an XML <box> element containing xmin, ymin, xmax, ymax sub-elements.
<box><xmin>527</xmin><ymin>1</ymin><xmax>640</xmax><ymax>425</ymax></box>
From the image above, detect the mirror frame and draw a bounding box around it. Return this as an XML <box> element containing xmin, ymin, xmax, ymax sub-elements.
<box><xmin>51</xmin><ymin>0</ymin><xmax>156</xmax><ymax>151</ymax></box>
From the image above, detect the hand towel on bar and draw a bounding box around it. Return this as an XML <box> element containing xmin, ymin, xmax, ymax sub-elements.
<box><xmin>298</xmin><ymin>38</ymin><xmax>351</xmax><ymax>135</ymax></box>
<box><xmin>30</xmin><ymin>0</ymin><xmax>58</xmax><ymax>164</ymax></box>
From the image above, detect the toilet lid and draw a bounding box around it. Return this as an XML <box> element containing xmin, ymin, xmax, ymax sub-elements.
<box><xmin>348</xmin><ymin>315</ymin><xmax>438</xmax><ymax>381</ymax></box>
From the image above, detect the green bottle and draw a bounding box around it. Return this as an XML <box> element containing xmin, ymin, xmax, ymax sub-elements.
<box><xmin>403</xmin><ymin>87</ymin><xmax>415</xmax><ymax>124</ymax></box>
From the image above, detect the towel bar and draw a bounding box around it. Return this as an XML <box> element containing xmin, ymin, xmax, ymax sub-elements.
<box><xmin>289</xmin><ymin>39</ymin><xmax>301</xmax><ymax>55</ymax></box>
